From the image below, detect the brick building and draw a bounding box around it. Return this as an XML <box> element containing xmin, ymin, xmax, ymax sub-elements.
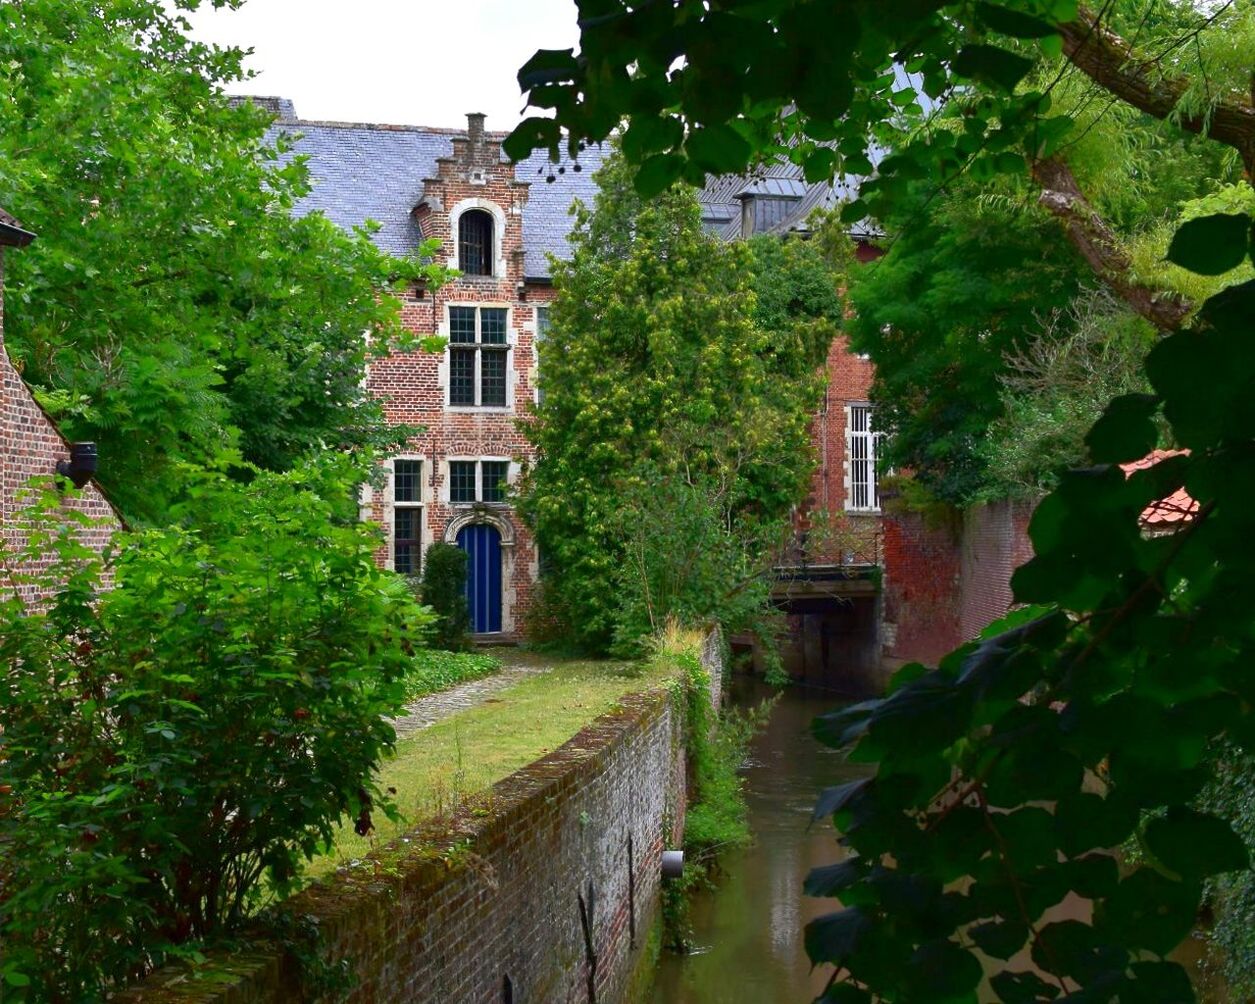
<box><xmin>269</xmin><ymin>101</ymin><xmax>891</xmax><ymax>647</ymax></box>
<box><xmin>268</xmin><ymin>101</ymin><xmax>1045</xmax><ymax>686</ymax></box>
<box><xmin>0</xmin><ymin>209</ymin><xmax>121</xmax><ymax>602</ymax></box>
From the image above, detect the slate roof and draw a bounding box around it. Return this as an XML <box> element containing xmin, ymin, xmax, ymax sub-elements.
<box><xmin>263</xmin><ymin>104</ymin><xmax>609</xmax><ymax>278</ymax></box>
<box><xmin>256</xmin><ymin>97</ymin><xmax>873</xmax><ymax>275</ymax></box>
<box><xmin>516</xmin><ymin>147</ymin><xmax>604</xmax><ymax>277</ymax></box>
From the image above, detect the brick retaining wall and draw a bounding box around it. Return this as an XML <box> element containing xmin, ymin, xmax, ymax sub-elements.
<box><xmin>883</xmin><ymin>499</ymin><xmax>1038</xmax><ymax>668</ymax></box>
<box><xmin>119</xmin><ymin>636</ymin><xmax>725</xmax><ymax>1004</ymax></box>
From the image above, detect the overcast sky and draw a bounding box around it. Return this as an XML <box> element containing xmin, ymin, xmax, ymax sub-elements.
<box><xmin>185</xmin><ymin>0</ymin><xmax>580</xmax><ymax>130</ymax></box>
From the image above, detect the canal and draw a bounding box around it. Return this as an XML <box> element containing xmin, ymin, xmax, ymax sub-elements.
<box><xmin>650</xmin><ymin>676</ymin><xmax>1224</xmax><ymax>1004</ymax></box>
<box><xmin>653</xmin><ymin>678</ymin><xmax>870</xmax><ymax>1003</ymax></box>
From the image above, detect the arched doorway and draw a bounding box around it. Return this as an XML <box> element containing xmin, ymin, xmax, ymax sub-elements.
<box><xmin>456</xmin><ymin>523</ymin><xmax>502</xmax><ymax>633</ymax></box>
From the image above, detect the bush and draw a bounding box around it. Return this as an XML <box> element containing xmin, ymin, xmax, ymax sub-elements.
<box><xmin>418</xmin><ymin>542</ymin><xmax>471</xmax><ymax>650</ymax></box>
<box><xmin>0</xmin><ymin>461</ymin><xmax>431</xmax><ymax>1000</ymax></box>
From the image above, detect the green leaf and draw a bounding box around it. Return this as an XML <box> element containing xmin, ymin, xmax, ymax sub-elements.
<box><xmin>503</xmin><ymin>116</ymin><xmax>560</xmax><ymax>163</ymax></box>
<box><xmin>517</xmin><ymin>48</ymin><xmax>579</xmax><ymax>91</ymax></box>
<box><xmin>1085</xmin><ymin>393</ymin><xmax>1160</xmax><ymax>464</ymax></box>
<box><xmin>990</xmin><ymin>970</ymin><xmax>1060</xmax><ymax>1002</ymax></box>
<box><xmin>976</xmin><ymin>2</ymin><xmax>1060</xmax><ymax>38</ymax></box>
<box><xmin>970</xmin><ymin>919</ymin><xmax>1030</xmax><ymax>960</ymax></box>
<box><xmin>904</xmin><ymin>939</ymin><xmax>983</xmax><ymax>997</ymax></box>
<box><xmin>1143</xmin><ymin>807</ymin><xmax>1249</xmax><ymax>881</ymax></box>
<box><xmin>632</xmin><ymin>153</ymin><xmax>684</xmax><ymax>197</ymax></box>
<box><xmin>952</xmin><ymin>44</ymin><xmax>1036</xmax><ymax>92</ymax></box>
<box><xmin>1031</xmin><ymin>920</ymin><xmax>1126</xmax><ymax>984</ymax></box>
<box><xmin>805</xmin><ymin>907</ymin><xmax>872</xmax><ymax>965</ymax></box>
<box><xmin>1099</xmin><ymin>869</ymin><xmax>1201</xmax><ymax>955</ymax></box>
<box><xmin>685</xmin><ymin>124</ymin><xmax>753</xmax><ymax>174</ymax></box>
<box><xmin>813</xmin><ymin>778</ymin><xmax>872</xmax><ymax>823</ymax></box>
<box><xmin>819</xmin><ymin>985</ymin><xmax>873</xmax><ymax>1004</ymax></box>
<box><xmin>804</xmin><ymin>859</ymin><xmax>863</xmax><ymax>897</ymax></box>
<box><xmin>1165</xmin><ymin>213</ymin><xmax>1252</xmax><ymax>275</ymax></box>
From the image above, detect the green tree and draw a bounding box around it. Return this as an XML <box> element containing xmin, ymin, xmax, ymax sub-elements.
<box><xmin>847</xmin><ymin>171</ymin><xmax>1089</xmax><ymax>504</ymax></box>
<box><xmin>0</xmin><ymin>0</ymin><xmax>446</xmax><ymax>524</ymax></box>
<box><xmin>512</xmin><ymin>1</ymin><xmax>1255</xmax><ymax>999</ymax></box>
<box><xmin>520</xmin><ymin>149</ymin><xmax>837</xmax><ymax>653</ymax></box>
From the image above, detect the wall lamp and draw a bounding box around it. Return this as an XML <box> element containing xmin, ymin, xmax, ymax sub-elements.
<box><xmin>56</xmin><ymin>442</ymin><xmax>98</xmax><ymax>489</ymax></box>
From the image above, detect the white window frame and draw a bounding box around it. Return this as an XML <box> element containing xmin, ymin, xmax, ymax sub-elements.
<box><xmin>447</xmin><ymin>198</ymin><xmax>507</xmax><ymax>278</ymax></box>
<box><xmin>389</xmin><ymin>455</ymin><xmax>426</xmax><ymax>574</ymax></box>
<box><xmin>444</xmin><ymin>457</ymin><xmax>514</xmax><ymax>505</ymax></box>
<box><xmin>845</xmin><ymin>403</ymin><xmax>882</xmax><ymax>513</ymax></box>
<box><xmin>445</xmin><ymin>304</ymin><xmax>513</xmax><ymax>411</ymax></box>
<box><xmin>533</xmin><ymin>304</ymin><xmax>550</xmax><ymax>406</ymax></box>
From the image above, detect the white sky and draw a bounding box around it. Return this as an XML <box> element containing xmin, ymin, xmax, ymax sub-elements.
<box><xmin>184</xmin><ymin>0</ymin><xmax>580</xmax><ymax>130</ymax></box>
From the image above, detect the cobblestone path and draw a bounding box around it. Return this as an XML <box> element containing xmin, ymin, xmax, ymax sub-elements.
<box><xmin>390</xmin><ymin>648</ymin><xmax>552</xmax><ymax>740</ymax></box>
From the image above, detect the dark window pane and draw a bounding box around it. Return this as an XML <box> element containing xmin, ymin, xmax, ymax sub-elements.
<box><xmin>482</xmin><ymin>461</ymin><xmax>509</xmax><ymax>502</ymax></box>
<box><xmin>394</xmin><ymin>460</ymin><xmax>422</xmax><ymax>502</ymax></box>
<box><xmin>449</xmin><ymin>347</ymin><xmax>476</xmax><ymax>405</ymax></box>
<box><xmin>394</xmin><ymin>506</ymin><xmax>421</xmax><ymax>574</ymax></box>
<box><xmin>481</xmin><ymin>349</ymin><xmax>507</xmax><ymax>407</ymax></box>
<box><xmin>450</xmin><ymin>461</ymin><xmax>476</xmax><ymax>503</ymax></box>
<box><xmin>458</xmin><ymin>210</ymin><xmax>493</xmax><ymax>275</ymax></box>
<box><xmin>481</xmin><ymin>308</ymin><xmax>507</xmax><ymax>345</ymax></box>
<box><xmin>449</xmin><ymin>306</ymin><xmax>476</xmax><ymax>343</ymax></box>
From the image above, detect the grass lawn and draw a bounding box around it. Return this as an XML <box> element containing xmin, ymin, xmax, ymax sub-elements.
<box><xmin>308</xmin><ymin>655</ymin><xmax>676</xmax><ymax>876</ymax></box>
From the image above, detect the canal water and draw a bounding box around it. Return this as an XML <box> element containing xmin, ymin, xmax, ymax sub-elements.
<box><xmin>650</xmin><ymin>677</ymin><xmax>1223</xmax><ymax>1004</ymax></box>
<box><xmin>652</xmin><ymin>678</ymin><xmax>870</xmax><ymax>1003</ymax></box>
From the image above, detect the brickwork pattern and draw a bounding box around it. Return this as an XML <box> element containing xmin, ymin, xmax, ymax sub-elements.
<box><xmin>793</xmin><ymin>335</ymin><xmax>878</xmax><ymax>563</ymax></box>
<box><xmin>958</xmin><ymin>499</ymin><xmax>1037</xmax><ymax>642</ymax></box>
<box><xmin>881</xmin><ymin>499</ymin><xmax>1037</xmax><ymax>667</ymax></box>
<box><xmin>880</xmin><ymin>512</ymin><xmax>963</xmax><ymax>667</ymax></box>
<box><xmin>361</xmin><ymin>120</ymin><xmax>552</xmax><ymax>636</ymax></box>
<box><xmin>0</xmin><ymin>251</ymin><xmax>120</xmax><ymax>603</ymax></box>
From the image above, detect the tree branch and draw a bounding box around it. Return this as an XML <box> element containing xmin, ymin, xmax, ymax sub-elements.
<box><xmin>1030</xmin><ymin>155</ymin><xmax>1192</xmax><ymax>332</ymax></box>
<box><xmin>1061</xmin><ymin>5</ymin><xmax>1255</xmax><ymax>175</ymax></box>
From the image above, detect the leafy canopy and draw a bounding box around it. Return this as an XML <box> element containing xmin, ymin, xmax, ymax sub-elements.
<box><xmin>512</xmin><ymin>0</ymin><xmax>1255</xmax><ymax>999</ymax></box>
<box><xmin>0</xmin><ymin>0</ymin><xmax>447</xmax><ymax>523</ymax></box>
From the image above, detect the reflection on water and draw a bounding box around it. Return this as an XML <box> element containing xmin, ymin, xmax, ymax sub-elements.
<box><xmin>651</xmin><ymin>678</ymin><xmax>1222</xmax><ymax>1004</ymax></box>
<box><xmin>652</xmin><ymin>679</ymin><xmax>870</xmax><ymax>1003</ymax></box>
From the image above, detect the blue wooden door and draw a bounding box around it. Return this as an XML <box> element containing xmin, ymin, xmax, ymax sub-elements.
<box><xmin>456</xmin><ymin>524</ymin><xmax>502</xmax><ymax>633</ymax></box>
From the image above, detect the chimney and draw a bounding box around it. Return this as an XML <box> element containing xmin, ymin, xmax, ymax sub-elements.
<box><xmin>467</xmin><ymin>113</ymin><xmax>486</xmax><ymax>146</ymax></box>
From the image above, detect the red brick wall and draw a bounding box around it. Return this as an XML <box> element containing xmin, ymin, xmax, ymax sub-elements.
<box><xmin>793</xmin><ymin>335</ymin><xmax>880</xmax><ymax>564</ymax></box>
<box><xmin>362</xmin><ymin>122</ymin><xmax>544</xmax><ymax>635</ymax></box>
<box><xmin>880</xmin><ymin>512</ymin><xmax>963</xmax><ymax>667</ymax></box>
<box><xmin>958</xmin><ymin>499</ymin><xmax>1037</xmax><ymax>641</ymax></box>
<box><xmin>881</xmin><ymin>499</ymin><xmax>1037</xmax><ymax>668</ymax></box>
<box><xmin>120</xmin><ymin>680</ymin><xmax>707</xmax><ymax>1004</ymax></box>
<box><xmin>0</xmin><ymin>250</ymin><xmax>120</xmax><ymax>603</ymax></box>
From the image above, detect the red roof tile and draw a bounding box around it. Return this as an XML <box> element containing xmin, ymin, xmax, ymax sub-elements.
<box><xmin>1119</xmin><ymin>449</ymin><xmax>1199</xmax><ymax>526</ymax></box>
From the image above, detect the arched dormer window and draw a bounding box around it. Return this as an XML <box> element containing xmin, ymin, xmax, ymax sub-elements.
<box><xmin>458</xmin><ymin>209</ymin><xmax>494</xmax><ymax>276</ymax></box>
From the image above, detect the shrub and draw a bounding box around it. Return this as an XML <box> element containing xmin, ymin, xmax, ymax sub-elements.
<box><xmin>0</xmin><ymin>461</ymin><xmax>431</xmax><ymax>1000</ymax></box>
<box><xmin>418</xmin><ymin>542</ymin><xmax>471</xmax><ymax>650</ymax></box>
